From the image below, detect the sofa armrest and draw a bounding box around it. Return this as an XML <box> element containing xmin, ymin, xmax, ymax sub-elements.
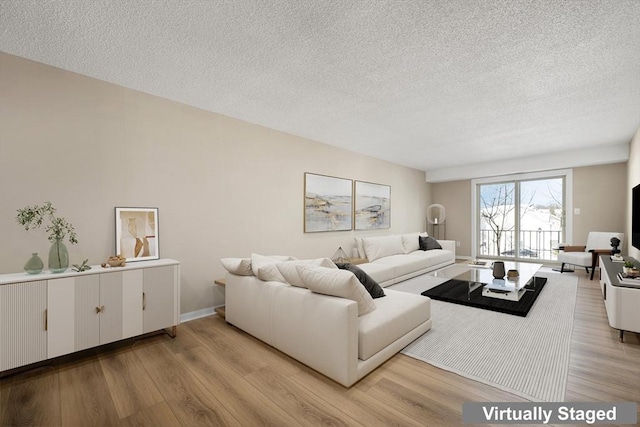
<box><xmin>227</xmin><ymin>273</ymin><xmax>360</xmax><ymax>387</ymax></box>
<box><xmin>562</xmin><ymin>245</ymin><xmax>586</xmax><ymax>252</ymax></box>
<box><xmin>437</xmin><ymin>239</ymin><xmax>456</xmax><ymax>255</ymax></box>
<box><xmin>271</xmin><ymin>286</ymin><xmax>359</xmax><ymax>386</ymax></box>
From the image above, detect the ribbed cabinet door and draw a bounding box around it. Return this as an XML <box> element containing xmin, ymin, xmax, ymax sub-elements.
<box><xmin>74</xmin><ymin>275</ymin><xmax>100</xmax><ymax>352</ymax></box>
<box><xmin>0</xmin><ymin>281</ymin><xmax>47</xmax><ymax>371</ymax></box>
<box><xmin>47</xmin><ymin>277</ymin><xmax>75</xmax><ymax>358</ymax></box>
<box><xmin>122</xmin><ymin>270</ymin><xmax>143</xmax><ymax>339</ymax></box>
<box><xmin>142</xmin><ymin>266</ymin><xmax>176</xmax><ymax>333</ymax></box>
<box><xmin>99</xmin><ymin>272</ymin><xmax>123</xmax><ymax>345</ymax></box>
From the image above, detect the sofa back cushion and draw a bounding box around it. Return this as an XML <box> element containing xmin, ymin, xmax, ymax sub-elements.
<box><xmin>363</xmin><ymin>235</ymin><xmax>405</xmax><ymax>261</ymax></box>
<box><xmin>220</xmin><ymin>257</ymin><xmax>253</xmax><ymax>276</ymax></box>
<box><xmin>297</xmin><ymin>265</ymin><xmax>376</xmax><ymax>316</ymax></box>
<box><xmin>276</xmin><ymin>258</ymin><xmax>337</xmax><ymax>287</ymax></box>
<box><xmin>251</xmin><ymin>253</ymin><xmax>297</xmax><ymax>282</ymax></box>
<box><xmin>419</xmin><ymin>236</ymin><xmax>442</xmax><ymax>251</ymax></box>
<box><xmin>354</xmin><ymin>237</ymin><xmax>365</xmax><ymax>258</ymax></box>
<box><xmin>400</xmin><ymin>232</ymin><xmax>428</xmax><ymax>254</ymax></box>
<box><xmin>335</xmin><ymin>263</ymin><xmax>385</xmax><ymax>298</ymax></box>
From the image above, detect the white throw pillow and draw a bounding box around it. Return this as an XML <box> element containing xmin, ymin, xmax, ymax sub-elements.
<box><xmin>354</xmin><ymin>237</ymin><xmax>365</xmax><ymax>258</ymax></box>
<box><xmin>297</xmin><ymin>265</ymin><xmax>376</xmax><ymax>316</ymax></box>
<box><xmin>276</xmin><ymin>258</ymin><xmax>337</xmax><ymax>287</ymax></box>
<box><xmin>362</xmin><ymin>235</ymin><xmax>405</xmax><ymax>261</ymax></box>
<box><xmin>220</xmin><ymin>258</ymin><xmax>253</xmax><ymax>276</ymax></box>
<box><xmin>401</xmin><ymin>232</ymin><xmax>428</xmax><ymax>254</ymax></box>
<box><xmin>251</xmin><ymin>253</ymin><xmax>297</xmax><ymax>282</ymax></box>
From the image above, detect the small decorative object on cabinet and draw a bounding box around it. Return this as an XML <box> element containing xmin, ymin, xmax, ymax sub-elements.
<box><xmin>48</xmin><ymin>238</ymin><xmax>69</xmax><ymax>273</ymax></box>
<box><xmin>23</xmin><ymin>253</ymin><xmax>44</xmax><ymax>275</ymax></box>
<box><xmin>610</xmin><ymin>237</ymin><xmax>621</xmax><ymax>256</ymax></box>
<box><xmin>106</xmin><ymin>255</ymin><xmax>126</xmax><ymax>267</ymax></box>
<box><xmin>623</xmin><ymin>260</ymin><xmax>635</xmax><ymax>274</ymax></box>
<box><xmin>0</xmin><ymin>258</ymin><xmax>180</xmax><ymax>375</ymax></box>
<box><xmin>15</xmin><ymin>201</ymin><xmax>78</xmax><ymax>274</ymax></box>
<box><xmin>71</xmin><ymin>259</ymin><xmax>91</xmax><ymax>272</ymax></box>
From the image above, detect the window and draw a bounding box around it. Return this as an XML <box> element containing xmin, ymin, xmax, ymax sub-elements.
<box><xmin>472</xmin><ymin>170</ymin><xmax>572</xmax><ymax>262</ymax></box>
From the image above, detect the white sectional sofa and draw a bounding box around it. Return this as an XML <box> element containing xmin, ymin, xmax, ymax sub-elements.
<box><xmin>222</xmin><ymin>254</ymin><xmax>432</xmax><ymax>387</ymax></box>
<box><xmin>355</xmin><ymin>233</ymin><xmax>456</xmax><ymax>287</ymax></box>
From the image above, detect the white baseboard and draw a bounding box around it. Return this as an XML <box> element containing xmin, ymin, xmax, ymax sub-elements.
<box><xmin>180</xmin><ymin>305</ymin><xmax>222</xmax><ymax>323</ymax></box>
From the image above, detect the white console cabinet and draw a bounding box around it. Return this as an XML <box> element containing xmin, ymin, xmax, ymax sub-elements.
<box><xmin>599</xmin><ymin>256</ymin><xmax>640</xmax><ymax>342</ymax></box>
<box><xmin>0</xmin><ymin>259</ymin><xmax>179</xmax><ymax>373</ymax></box>
<box><xmin>0</xmin><ymin>280</ymin><xmax>48</xmax><ymax>371</ymax></box>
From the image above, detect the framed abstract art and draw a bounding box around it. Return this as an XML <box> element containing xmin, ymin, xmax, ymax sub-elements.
<box><xmin>354</xmin><ymin>181</ymin><xmax>391</xmax><ymax>230</ymax></box>
<box><xmin>304</xmin><ymin>173</ymin><xmax>353</xmax><ymax>232</ymax></box>
<box><xmin>115</xmin><ymin>207</ymin><xmax>159</xmax><ymax>261</ymax></box>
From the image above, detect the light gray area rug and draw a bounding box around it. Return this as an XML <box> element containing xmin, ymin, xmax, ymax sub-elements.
<box><xmin>389</xmin><ymin>270</ymin><xmax>578</xmax><ymax>402</ymax></box>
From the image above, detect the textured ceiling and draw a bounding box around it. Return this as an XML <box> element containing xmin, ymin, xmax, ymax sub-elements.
<box><xmin>1</xmin><ymin>0</ymin><xmax>639</xmax><ymax>176</ymax></box>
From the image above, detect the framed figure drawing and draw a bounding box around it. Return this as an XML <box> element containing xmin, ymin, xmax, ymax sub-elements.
<box><xmin>355</xmin><ymin>181</ymin><xmax>391</xmax><ymax>230</ymax></box>
<box><xmin>304</xmin><ymin>173</ymin><xmax>353</xmax><ymax>232</ymax></box>
<box><xmin>115</xmin><ymin>207</ymin><xmax>159</xmax><ymax>261</ymax></box>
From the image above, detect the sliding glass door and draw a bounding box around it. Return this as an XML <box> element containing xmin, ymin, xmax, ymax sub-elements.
<box><xmin>476</xmin><ymin>174</ymin><xmax>567</xmax><ymax>262</ymax></box>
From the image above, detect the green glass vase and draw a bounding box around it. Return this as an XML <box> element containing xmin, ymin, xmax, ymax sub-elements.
<box><xmin>24</xmin><ymin>253</ymin><xmax>44</xmax><ymax>274</ymax></box>
<box><xmin>48</xmin><ymin>239</ymin><xmax>69</xmax><ymax>273</ymax></box>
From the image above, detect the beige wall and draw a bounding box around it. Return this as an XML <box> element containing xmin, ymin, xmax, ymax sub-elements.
<box><xmin>572</xmin><ymin>163</ymin><xmax>627</xmax><ymax>248</ymax></box>
<box><xmin>431</xmin><ymin>163</ymin><xmax>628</xmax><ymax>258</ymax></box>
<box><xmin>430</xmin><ymin>180</ymin><xmax>470</xmax><ymax>256</ymax></box>
<box><xmin>0</xmin><ymin>53</ymin><xmax>430</xmax><ymax>314</ymax></box>
<box><xmin>628</xmin><ymin>128</ymin><xmax>640</xmax><ymax>260</ymax></box>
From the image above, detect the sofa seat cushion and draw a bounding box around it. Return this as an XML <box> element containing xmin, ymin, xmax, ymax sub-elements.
<box><xmin>371</xmin><ymin>254</ymin><xmax>430</xmax><ymax>277</ymax></box>
<box><xmin>358</xmin><ymin>289</ymin><xmax>430</xmax><ymax>360</ymax></box>
<box><xmin>357</xmin><ymin>262</ymin><xmax>396</xmax><ymax>285</ymax></box>
<box><xmin>409</xmin><ymin>249</ymin><xmax>455</xmax><ymax>267</ymax></box>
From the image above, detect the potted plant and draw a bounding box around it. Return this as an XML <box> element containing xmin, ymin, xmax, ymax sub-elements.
<box><xmin>16</xmin><ymin>201</ymin><xmax>78</xmax><ymax>273</ymax></box>
<box><xmin>623</xmin><ymin>260</ymin><xmax>635</xmax><ymax>275</ymax></box>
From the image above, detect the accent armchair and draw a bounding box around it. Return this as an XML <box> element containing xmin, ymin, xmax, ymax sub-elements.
<box><xmin>558</xmin><ymin>232</ymin><xmax>624</xmax><ymax>280</ymax></box>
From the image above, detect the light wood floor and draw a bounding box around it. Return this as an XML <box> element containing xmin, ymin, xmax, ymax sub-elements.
<box><xmin>1</xmin><ymin>268</ymin><xmax>638</xmax><ymax>426</ymax></box>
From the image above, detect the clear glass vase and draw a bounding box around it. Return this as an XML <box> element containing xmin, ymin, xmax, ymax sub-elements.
<box><xmin>48</xmin><ymin>239</ymin><xmax>69</xmax><ymax>273</ymax></box>
<box><xmin>24</xmin><ymin>253</ymin><xmax>44</xmax><ymax>274</ymax></box>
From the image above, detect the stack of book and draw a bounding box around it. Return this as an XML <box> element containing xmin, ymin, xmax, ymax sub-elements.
<box><xmin>617</xmin><ymin>272</ymin><xmax>640</xmax><ymax>287</ymax></box>
<box><xmin>468</xmin><ymin>260</ymin><xmax>489</xmax><ymax>267</ymax></box>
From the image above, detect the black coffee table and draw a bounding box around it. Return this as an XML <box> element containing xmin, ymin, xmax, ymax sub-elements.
<box><xmin>422</xmin><ymin>262</ymin><xmax>547</xmax><ymax>317</ymax></box>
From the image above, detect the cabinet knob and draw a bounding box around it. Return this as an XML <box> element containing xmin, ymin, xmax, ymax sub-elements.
<box><xmin>95</xmin><ymin>305</ymin><xmax>105</xmax><ymax>314</ymax></box>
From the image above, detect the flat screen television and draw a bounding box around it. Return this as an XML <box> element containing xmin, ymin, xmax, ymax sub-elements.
<box><xmin>633</xmin><ymin>183</ymin><xmax>640</xmax><ymax>250</ymax></box>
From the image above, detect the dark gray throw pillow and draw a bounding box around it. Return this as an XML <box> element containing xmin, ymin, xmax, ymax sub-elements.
<box><xmin>335</xmin><ymin>263</ymin><xmax>385</xmax><ymax>298</ymax></box>
<box><xmin>419</xmin><ymin>235</ymin><xmax>442</xmax><ymax>251</ymax></box>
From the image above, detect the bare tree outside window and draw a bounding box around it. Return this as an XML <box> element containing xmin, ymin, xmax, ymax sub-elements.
<box><xmin>479</xmin><ymin>178</ymin><xmax>563</xmax><ymax>260</ymax></box>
